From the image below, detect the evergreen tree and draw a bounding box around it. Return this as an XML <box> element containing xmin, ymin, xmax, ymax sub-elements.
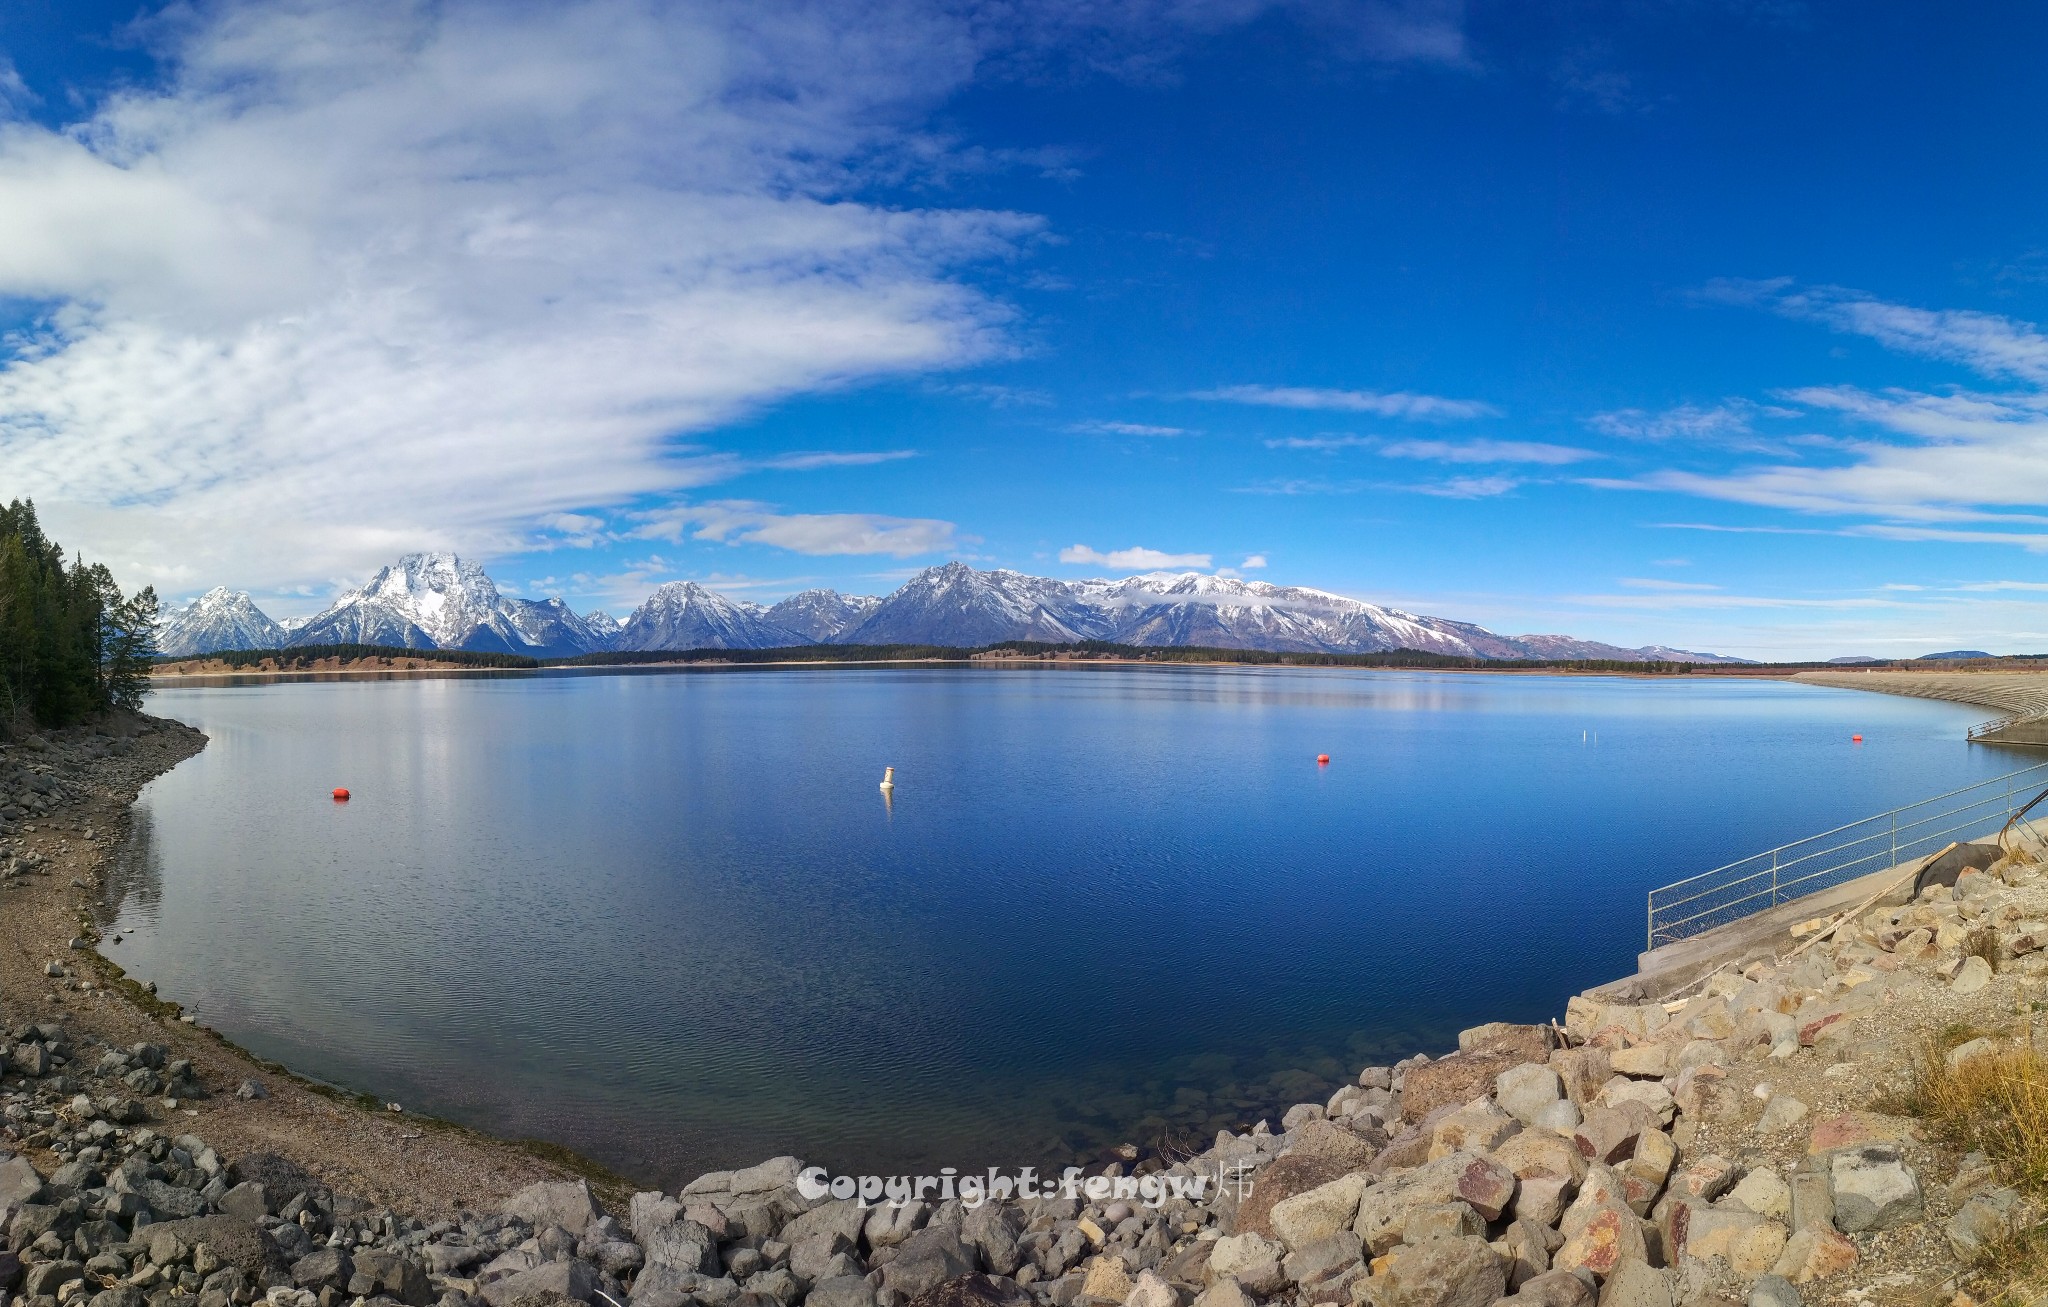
<box><xmin>0</xmin><ymin>498</ymin><xmax>157</xmax><ymax>729</ymax></box>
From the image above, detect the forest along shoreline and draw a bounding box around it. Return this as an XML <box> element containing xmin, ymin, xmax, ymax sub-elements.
<box><xmin>6</xmin><ymin>709</ymin><xmax>2047</xmax><ymax>1307</ymax></box>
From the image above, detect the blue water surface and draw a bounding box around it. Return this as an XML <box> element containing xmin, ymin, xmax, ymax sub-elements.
<box><xmin>104</xmin><ymin>666</ymin><xmax>2023</xmax><ymax>1185</ymax></box>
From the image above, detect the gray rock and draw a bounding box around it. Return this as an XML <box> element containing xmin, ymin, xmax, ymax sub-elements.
<box><xmin>1510</xmin><ymin>1270</ymin><xmax>1595</xmax><ymax>1307</ymax></box>
<box><xmin>746</xmin><ymin>1267</ymin><xmax>803</xmax><ymax>1305</ymax></box>
<box><xmin>1496</xmin><ymin>1063</ymin><xmax>1565</xmax><ymax>1126</ymax></box>
<box><xmin>727</xmin><ymin>1158</ymin><xmax>804</xmax><ymax>1196</ymax></box>
<box><xmin>352</xmin><ymin>1249</ymin><xmax>433</xmax><ymax>1306</ymax></box>
<box><xmin>790</xmin><ymin>1231</ymin><xmax>858</xmax><ymax>1285</ymax></box>
<box><xmin>963</xmin><ymin>1203</ymin><xmax>1026</xmax><ymax>1277</ymax></box>
<box><xmin>593</xmin><ymin>1240</ymin><xmax>647</xmax><ymax>1278</ymax></box>
<box><xmin>134</xmin><ymin>1178</ymin><xmax>208</xmax><ymax>1220</ymax></box>
<box><xmin>217</xmin><ymin>1182</ymin><xmax>270</xmax><ymax>1223</ymax></box>
<box><xmin>625</xmin><ymin>1263</ymin><xmax>697</xmax><ymax>1307</ymax></box>
<box><xmin>1371</xmin><ymin>1235</ymin><xmax>1502</xmax><ymax>1307</ymax></box>
<box><xmin>23</xmin><ymin>1259</ymin><xmax>83</xmax><ymax>1298</ymax></box>
<box><xmin>867</xmin><ymin>1201</ymin><xmax>929</xmax><ymax>1249</ymax></box>
<box><xmin>479</xmin><ymin>1259</ymin><xmax>602</xmax><ymax>1307</ymax></box>
<box><xmin>235</xmin><ymin>1080</ymin><xmax>269</xmax><ymax>1101</ymax></box>
<box><xmin>629</xmin><ymin>1192</ymin><xmax>683</xmax><ymax>1244</ymax></box>
<box><xmin>1828</xmin><ymin>1147</ymin><xmax>1922</xmax><ymax>1233</ymax></box>
<box><xmin>291</xmin><ymin>1247</ymin><xmax>354</xmax><ymax>1291</ymax></box>
<box><xmin>644</xmin><ymin>1220</ymin><xmax>721</xmax><ymax>1275</ymax></box>
<box><xmin>1748</xmin><ymin>1275</ymin><xmax>1800</xmax><ymax>1307</ymax></box>
<box><xmin>1951</xmin><ymin>955</ymin><xmax>1994</xmax><ymax>994</ymax></box>
<box><xmin>781</xmin><ymin>1200</ymin><xmax>870</xmax><ymax>1252</ymax></box>
<box><xmin>809</xmin><ymin>1276</ymin><xmax>880</xmax><ymax>1307</ymax></box>
<box><xmin>879</xmin><ymin>1226</ymin><xmax>977</xmax><ymax>1301</ymax></box>
<box><xmin>1593</xmin><ymin>1258</ymin><xmax>1670</xmax><ymax>1307</ymax></box>
<box><xmin>0</xmin><ymin>1155</ymin><xmax>44</xmax><ymax>1207</ymax></box>
<box><xmin>502</xmin><ymin>1180</ymin><xmax>603</xmax><ymax>1237</ymax></box>
<box><xmin>1281</xmin><ymin>1231</ymin><xmax>1364</xmax><ymax>1292</ymax></box>
<box><xmin>1947</xmin><ymin>1187</ymin><xmax>2024</xmax><ymax>1260</ymax></box>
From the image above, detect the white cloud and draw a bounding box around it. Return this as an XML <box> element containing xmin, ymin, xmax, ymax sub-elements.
<box><xmin>1618</xmin><ymin>577</ymin><xmax>1719</xmax><ymax>592</ymax></box>
<box><xmin>632</xmin><ymin>502</ymin><xmax>957</xmax><ymax>557</ymax></box>
<box><xmin>1588</xmin><ymin>400</ymin><xmax>1790</xmax><ymax>444</ymax></box>
<box><xmin>1605</xmin><ymin>287</ymin><xmax>2048</xmax><ymax>546</ymax></box>
<box><xmin>1707</xmin><ymin>279</ymin><xmax>2048</xmax><ymax>384</ymax></box>
<box><xmin>1379</xmin><ymin>438</ymin><xmax>1597</xmax><ymax>465</ymax></box>
<box><xmin>1403</xmin><ymin>475</ymin><xmax>1520</xmax><ymax>499</ymax></box>
<box><xmin>1240</xmin><ymin>553</ymin><xmax>1268</xmax><ymax>569</ymax></box>
<box><xmin>1059</xmin><ymin>544</ymin><xmax>1214</xmax><ymax>570</ymax></box>
<box><xmin>1264</xmin><ymin>434</ymin><xmax>1372</xmax><ymax>451</ymax></box>
<box><xmin>1193</xmin><ymin>384</ymin><xmax>1498</xmax><ymax>420</ymax></box>
<box><xmin>0</xmin><ymin>0</ymin><xmax>1063</xmax><ymax>593</ymax></box>
<box><xmin>755</xmin><ymin>450</ymin><xmax>919</xmax><ymax>471</ymax></box>
<box><xmin>1070</xmin><ymin>420</ymin><xmax>1191</xmax><ymax>436</ymax></box>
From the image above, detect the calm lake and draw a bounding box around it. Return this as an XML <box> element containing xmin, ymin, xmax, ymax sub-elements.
<box><xmin>106</xmin><ymin>666</ymin><xmax>2017</xmax><ymax>1186</ymax></box>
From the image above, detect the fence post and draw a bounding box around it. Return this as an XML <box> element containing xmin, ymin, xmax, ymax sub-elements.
<box><xmin>1891</xmin><ymin>811</ymin><xmax>1897</xmax><ymax>870</ymax></box>
<box><xmin>1771</xmin><ymin>848</ymin><xmax>1779</xmax><ymax>905</ymax></box>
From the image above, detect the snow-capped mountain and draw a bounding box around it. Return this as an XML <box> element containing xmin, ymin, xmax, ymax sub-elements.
<box><xmin>157</xmin><ymin>588</ymin><xmax>286</xmax><ymax>657</ymax></box>
<box><xmin>843</xmin><ymin>563</ymin><xmax>1108</xmax><ymax>646</ymax></box>
<box><xmin>611</xmin><ymin>582</ymin><xmax>805</xmax><ymax>651</ymax></box>
<box><xmin>498</xmin><ymin>597</ymin><xmax>616</xmax><ymax>657</ymax></box>
<box><xmin>286</xmin><ymin>553</ymin><xmax>613</xmax><ymax>656</ymax></box>
<box><xmin>832</xmin><ymin>564</ymin><xmax>1743</xmax><ymax>661</ymax></box>
<box><xmin>166</xmin><ymin>556</ymin><xmax>1738</xmax><ymax>662</ymax></box>
<box><xmin>764</xmin><ymin>589</ymin><xmax>882</xmax><ymax>642</ymax></box>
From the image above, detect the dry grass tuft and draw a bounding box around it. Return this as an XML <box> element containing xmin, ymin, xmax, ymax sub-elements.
<box><xmin>1966</xmin><ymin>925</ymin><xmax>2008</xmax><ymax>974</ymax></box>
<box><xmin>1880</xmin><ymin>1032</ymin><xmax>2048</xmax><ymax>1302</ymax></box>
<box><xmin>1895</xmin><ymin>1036</ymin><xmax>2048</xmax><ymax>1189</ymax></box>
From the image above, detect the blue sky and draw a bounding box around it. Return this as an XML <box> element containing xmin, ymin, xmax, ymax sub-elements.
<box><xmin>1</xmin><ymin>1</ymin><xmax>2047</xmax><ymax>658</ymax></box>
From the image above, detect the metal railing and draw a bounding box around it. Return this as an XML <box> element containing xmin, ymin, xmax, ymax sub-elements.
<box><xmin>1646</xmin><ymin>760</ymin><xmax>2048</xmax><ymax>950</ymax></box>
<box><xmin>1970</xmin><ymin>708</ymin><xmax>2046</xmax><ymax>740</ymax></box>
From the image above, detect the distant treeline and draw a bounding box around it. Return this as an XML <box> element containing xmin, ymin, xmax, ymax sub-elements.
<box><xmin>552</xmin><ymin>642</ymin><xmax>1722</xmax><ymax>672</ymax></box>
<box><xmin>0</xmin><ymin>498</ymin><xmax>156</xmax><ymax>729</ymax></box>
<box><xmin>158</xmin><ymin>644</ymin><xmax>540</xmax><ymax>670</ymax></box>
<box><xmin>550</xmin><ymin>644</ymin><xmax>973</xmax><ymax>666</ymax></box>
<box><xmin>158</xmin><ymin>640</ymin><xmax>2015</xmax><ymax>677</ymax></box>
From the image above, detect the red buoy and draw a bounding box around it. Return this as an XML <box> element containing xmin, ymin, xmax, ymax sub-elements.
<box><xmin>1851</xmin><ymin>735</ymin><xmax>1863</xmax><ymax>744</ymax></box>
<box><xmin>1316</xmin><ymin>754</ymin><xmax>1331</xmax><ymax>765</ymax></box>
<box><xmin>332</xmin><ymin>788</ymin><xmax>351</xmax><ymax>801</ymax></box>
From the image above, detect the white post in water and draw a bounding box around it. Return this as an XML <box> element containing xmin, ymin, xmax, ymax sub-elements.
<box><xmin>880</xmin><ymin>766</ymin><xmax>895</xmax><ymax>792</ymax></box>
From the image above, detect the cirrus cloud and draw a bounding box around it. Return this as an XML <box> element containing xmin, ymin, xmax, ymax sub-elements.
<box><xmin>1191</xmin><ymin>384</ymin><xmax>1499</xmax><ymax>420</ymax></box>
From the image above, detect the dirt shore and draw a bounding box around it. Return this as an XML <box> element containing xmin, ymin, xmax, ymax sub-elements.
<box><xmin>0</xmin><ymin>715</ymin><xmax>588</xmax><ymax>1220</ymax></box>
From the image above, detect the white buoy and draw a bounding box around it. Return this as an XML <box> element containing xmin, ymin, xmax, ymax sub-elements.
<box><xmin>880</xmin><ymin>766</ymin><xmax>895</xmax><ymax>792</ymax></box>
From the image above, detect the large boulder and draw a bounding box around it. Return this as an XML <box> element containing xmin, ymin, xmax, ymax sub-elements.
<box><xmin>480</xmin><ymin>1260</ymin><xmax>602</xmax><ymax>1307</ymax></box>
<box><xmin>225</xmin><ymin>1153</ymin><xmax>315</xmax><ymax>1198</ymax></box>
<box><xmin>0</xmin><ymin>1156</ymin><xmax>45</xmax><ymax>1207</ymax></box>
<box><xmin>1458</xmin><ymin>1024</ymin><xmax>1553</xmax><ymax>1063</ymax></box>
<box><xmin>879</xmin><ymin>1226</ymin><xmax>977</xmax><ymax>1301</ymax></box>
<box><xmin>143</xmin><ymin>1215</ymin><xmax>282</xmax><ymax>1278</ymax></box>
<box><xmin>1267</xmin><ymin>1172</ymin><xmax>1369</xmax><ymax>1252</ymax></box>
<box><xmin>1234</xmin><ymin>1153</ymin><xmax>1357</xmax><ymax>1239</ymax></box>
<box><xmin>350</xmin><ymin>1249</ymin><xmax>433</xmax><ymax>1306</ymax></box>
<box><xmin>503</xmin><ymin>1180</ymin><xmax>603</xmax><ymax>1237</ymax></box>
<box><xmin>1401</xmin><ymin>1053</ymin><xmax>1525</xmax><ymax>1123</ymax></box>
<box><xmin>1204</xmin><ymin>1234</ymin><xmax>1286</xmax><ymax>1298</ymax></box>
<box><xmin>1828</xmin><ymin>1147</ymin><xmax>1922</xmax><ymax>1233</ymax></box>
<box><xmin>1371</xmin><ymin>1235</ymin><xmax>1503</xmax><ymax>1307</ymax></box>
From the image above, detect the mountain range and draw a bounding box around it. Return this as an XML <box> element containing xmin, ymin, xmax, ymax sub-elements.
<box><xmin>156</xmin><ymin>553</ymin><xmax>1747</xmax><ymax>663</ymax></box>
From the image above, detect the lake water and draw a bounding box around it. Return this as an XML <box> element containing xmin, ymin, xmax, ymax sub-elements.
<box><xmin>105</xmin><ymin>666</ymin><xmax>2018</xmax><ymax>1186</ymax></box>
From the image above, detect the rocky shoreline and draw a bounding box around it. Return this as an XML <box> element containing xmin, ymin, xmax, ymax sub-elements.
<box><xmin>4</xmin><ymin>712</ymin><xmax>2043</xmax><ymax>1307</ymax></box>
